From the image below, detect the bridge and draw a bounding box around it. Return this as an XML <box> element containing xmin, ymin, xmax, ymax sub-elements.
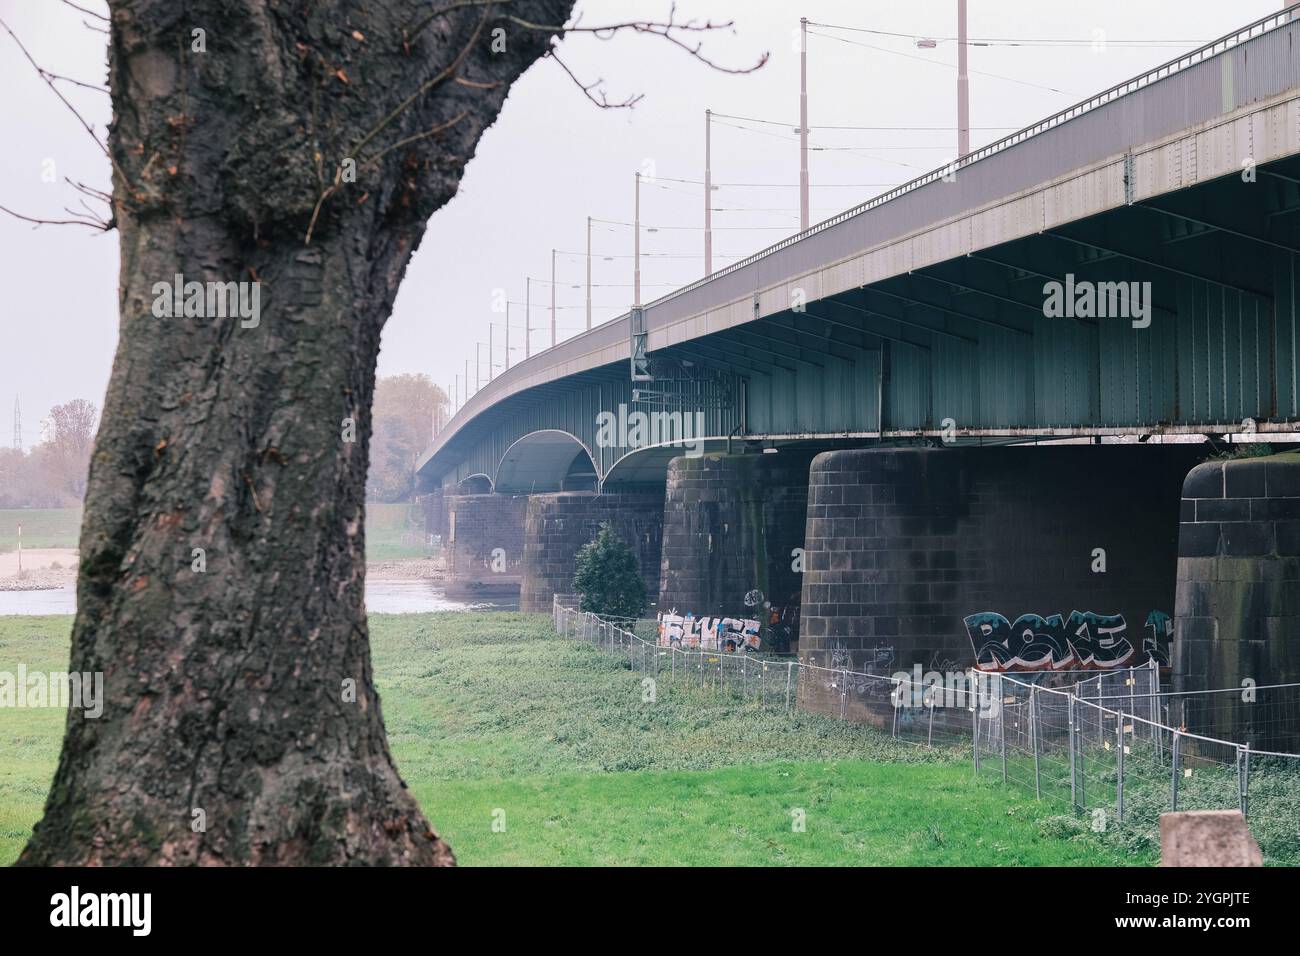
<box><xmin>415</xmin><ymin>8</ymin><xmax>1300</xmax><ymax>712</ymax></box>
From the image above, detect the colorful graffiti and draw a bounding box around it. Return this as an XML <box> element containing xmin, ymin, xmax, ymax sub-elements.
<box><xmin>964</xmin><ymin>609</ymin><xmax>1172</xmax><ymax>672</ymax></box>
<box><xmin>657</xmin><ymin>611</ymin><xmax>761</xmax><ymax>652</ymax></box>
<box><xmin>764</xmin><ymin>601</ymin><xmax>800</xmax><ymax>654</ymax></box>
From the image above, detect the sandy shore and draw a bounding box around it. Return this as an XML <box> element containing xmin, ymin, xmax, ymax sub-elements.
<box><xmin>1</xmin><ymin>550</ymin><xmax>442</xmax><ymax>591</ymax></box>
<box><xmin>0</xmin><ymin>548</ymin><xmax>79</xmax><ymax>591</ymax></box>
<box><xmin>367</xmin><ymin>558</ymin><xmax>445</xmax><ymax>581</ymax></box>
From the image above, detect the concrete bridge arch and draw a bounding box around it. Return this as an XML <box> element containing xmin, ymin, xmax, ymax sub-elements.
<box><xmin>494</xmin><ymin>429</ymin><xmax>598</xmax><ymax>493</ymax></box>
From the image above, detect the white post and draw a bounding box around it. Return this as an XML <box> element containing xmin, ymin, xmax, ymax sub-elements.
<box><xmin>634</xmin><ymin>171</ymin><xmax>642</xmax><ymax>305</ymax></box>
<box><xmin>704</xmin><ymin>108</ymin><xmax>713</xmax><ymax>274</ymax></box>
<box><xmin>799</xmin><ymin>17</ymin><xmax>810</xmax><ymax>231</ymax></box>
<box><xmin>957</xmin><ymin>0</ymin><xmax>970</xmax><ymax>159</ymax></box>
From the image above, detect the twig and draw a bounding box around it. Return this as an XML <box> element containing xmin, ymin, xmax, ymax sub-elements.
<box><xmin>505</xmin><ymin>2</ymin><xmax>769</xmax><ymax>76</ymax></box>
<box><xmin>66</xmin><ymin>177</ymin><xmax>113</xmax><ymax>202</ymax></box>
<box><xmin>0</xmin><ymin>17</ymin><xmax>129</xmax><ymax>189</ymax></box>
<box><xmin>58</xmin><ymin>0</ymin><xmax>108</xmax><ymax>21</ymax></box>
<box><xmin>361</xmin><ymin>109</ymin><xmax>471</xmax><ymax>166</ymax></box>
<box><xmin>44</xmin><ymin>69</ymin><xmax>109</xmax><ymax>95</ymax></box>
<box><xmin>351</xmin><ymin>7</ymin><xmax>491</xmax><ymax>159</ymax></box>
<box><xmin>549</xmin><ymin>50</ymin><xmax>642</xmax><ymax>109</ymax></box>
<box><xmin>407</xmin><ymin>0</ymin><xmax>515</xmax><ymax>40</ymax></box>
<box><xmin>0</xmin><ymin>203</ymin><xmax>109</xmax><ymax>230</ymax></box>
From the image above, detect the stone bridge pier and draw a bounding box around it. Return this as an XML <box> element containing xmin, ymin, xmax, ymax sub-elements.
<box><xmin>658</xmin><ymin>450</ymin><xmax>818</xmax><ymax>650</ymax></box>
<box><xmin>518</xmin><ymin>492</ymin><xmax>664</xmax><ymax>613</ymax></box>
<box><xmin>443</xmin><ymin>493</ymin><xmax>530</xmax><ymax>600</ymax></box>
<box><xmin>796</xmin><ymin>444</ymin><xmax>1206</xmax><ymax>719</ymax></box>
<box><xmin>1174</xmin><ymin>450</ymin><xmax>1300</xmax><ymax>750</ymax></box>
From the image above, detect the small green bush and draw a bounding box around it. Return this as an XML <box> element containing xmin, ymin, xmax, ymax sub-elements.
<box><xmin>573</xmin><ymin>521</ymin><xmax>646</xmax><ymax>623</ymax></box>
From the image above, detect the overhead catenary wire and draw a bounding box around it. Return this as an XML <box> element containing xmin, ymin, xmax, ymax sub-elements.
<box><xmin>805</xmin><ymin>20</ymin><xmax>1209</xmax><ymax>48</ymax></box>
<box><xmin>805</xmin><ymin>28</ymin><xmax>1082</xmax><ymax>97</ymax></box>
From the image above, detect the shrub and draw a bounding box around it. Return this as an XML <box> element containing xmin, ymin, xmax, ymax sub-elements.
<box><xmin>573</xmin><ymin>521</ymin><xmax>646</xmax><ymax>623</ymax></box>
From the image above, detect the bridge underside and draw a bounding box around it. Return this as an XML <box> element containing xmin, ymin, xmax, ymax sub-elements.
<box><xmin>423</xmin><ymin>154</ymin><xmax>1300</xmax><ymax>498</ymax></box>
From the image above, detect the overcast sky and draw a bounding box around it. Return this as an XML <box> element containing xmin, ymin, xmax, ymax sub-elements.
<box><xmin>0</xmin><ymin>0</ymin><xmax>1286</xmax><ymax>447</ymax></box>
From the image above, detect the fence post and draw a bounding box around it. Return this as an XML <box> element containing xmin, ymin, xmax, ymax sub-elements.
<box><xmin>972</xmin><ymin>685</ymin><xmax>981</xmax><ymax>773</ymax></box>
<box><xmin>892</xmin><ymin>685</ymin><xmax>899</xmax><ymax>738</ymax></box>
<box><xmin>1029</xmin><ymin>686</ymin><xmax>1040</xmax><ymax>801</ymax></box>
<box><xmin>1066</xmin><ymin>697</ymin><xmax>1076</xmax><ymax>806</ymax></box>
<box><xmin>1116</xmin><ymin>710</ymin><xmax>1125</xmax><ymax>826</ymax></box>
<box><xmin>1238</xmin><ymin>745</ymin><xmax>1250</xmax><ymax>819</ymax></box>
<box><xmin>1170</xmin><ymin>730</ymin><xmax>1181</xmax><ymax>812</ymax></box>
<box><xmin>927</xmin><ymin>689</ymin><xmax>936</xmax><ymax>747</ymax></box>
<box><xmin>998</xmin><ymin>675</ymin><xmax>1007</xmax><ymax>783</ymax></box>
<box><xmin>742</xmin><ymin>654</ymin><xmax>747</xmax><ymax>698</ymax></box>
<box><xmin>785</xmin><ymin>661</ymin><xmax>793</xmax><ymax>714</ymax></box>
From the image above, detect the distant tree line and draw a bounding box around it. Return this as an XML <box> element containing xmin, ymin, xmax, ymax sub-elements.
<box><xmin>0</xmin><ymin>399</ymin><xmax>98</xmax><ymax>508</ymax></box>
<box><xmin>366</xmin><ymin>374</ymin><xmax>450</xmax><ymax>503</ymax></box>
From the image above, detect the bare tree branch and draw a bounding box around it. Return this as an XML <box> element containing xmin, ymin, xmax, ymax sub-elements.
<box><xmin>66</xmin><ymin>177</ymin><xmax>113</xmax><ymax>203</ymax></box>
<box><xmin>0</xmin><ymin>16</ymin><xmax>127</xmax><ymax>189</ymax></box>
<box><xmin>58</xmin><ymin>0</ymin><xmax>108</xmax><ymax>21</ymax></box>
<box><xmin>0</xmin><ymin>203</ymin><xmax>110</xmax><ymax>231</ymax></box>
<box><xmin>44</xmin><ymin>68</ymin><xmax>109</xmax><ymax>95</ymax></box>
<box><xmin>548</xmin><ymin>49</ymin><xmax>642</xmax><ymax>109</ymax></box>
<box><xmin>507</xmin><ymin>2</ymin><xmax>769</xmax><ymax>76</ymax></box>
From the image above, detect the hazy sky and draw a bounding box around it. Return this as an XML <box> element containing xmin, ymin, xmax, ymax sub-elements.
<box><xmin>0</xmin><ymin>0</ymin><xmax>1286</xmax><ymax>447</ymax></box>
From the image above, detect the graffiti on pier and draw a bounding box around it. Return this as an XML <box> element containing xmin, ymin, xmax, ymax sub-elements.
<box><xmin>820</xmin><ymin>640</ymin><xmax>896</xmax><ymax>699</ymax></box>
<box><xmin>964</xmin><ymin>609</ymin><xmax>1173</xmax><ymax>672</ymax></box>
<box><xmin>657</xmin><ymin>611</ymin><xmax>761</xmax><ymax>652</ymax></box>
<box><xmin>1143</xmin><ymin>610</ymin><xmax>1172</xmax><ymax>667</ymax></box>
<box><xmin>764</xmin><ymin>597</ymin><xmax>801</xmax><ymax>653</ymax></box>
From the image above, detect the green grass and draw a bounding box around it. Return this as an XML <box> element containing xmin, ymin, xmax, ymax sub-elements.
<box><xmin>365</xmin><ymin>502</ymin><xmax>438</xmax><ymax>561</ymax></box>
<box><xmin>0</xmin><ymin>612</ymin><xmax>1149</xmax><ymax>866</ymax></box>
<box><xmin>0</xmin><ymin>508</ymin><xmax>82</xmax><ymax>554</ymax></box>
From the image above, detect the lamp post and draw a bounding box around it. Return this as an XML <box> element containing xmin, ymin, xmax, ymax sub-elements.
<box><xmin>799</xmin><ymin>17</ymin><xmax>809</xmax><ymax>231</ymax></box>
<box><xmin>634</xmin><ymin>171</ymin><xmax>642</xmax><ymax>305</ymax></box>
<box><xmin>957</xmin><ymin>0</ymin><xmax>970</xmax><ymax>159</ymax></box>
<box><xmin>704</xmin><ymin>108</ymin><xmax>713</xmax><ymax>274</ymax></box>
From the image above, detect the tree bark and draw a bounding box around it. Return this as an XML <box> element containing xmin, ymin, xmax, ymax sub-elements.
<box><xmin>20</xmin><ymin>0</ymin><xmax>573</xmax><ymax>866</ymax></box>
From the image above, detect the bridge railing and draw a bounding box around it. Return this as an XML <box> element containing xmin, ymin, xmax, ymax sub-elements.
<box><xmin>652</xmin><ymin>4</ymin><xmax>1300</xmax><ymax>310</ymax></box>
<box><xmin>551</xmin><ymin>597</ymin><xmax>1300</xmax><ymax>862</ymax></box>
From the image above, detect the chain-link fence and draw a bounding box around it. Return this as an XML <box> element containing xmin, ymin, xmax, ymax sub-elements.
<box><xmin>553</xmin><ymin>598</ymin><xmax>1300</xmax><ymax>859</ymax></box>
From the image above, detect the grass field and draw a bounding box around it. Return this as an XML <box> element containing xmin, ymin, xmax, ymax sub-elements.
<box><xmin>0</xmin><ymin>508</ymin><xmax>82</xmax><ymax>553</ymax></box>
<box><xmin>0</xmin><ymin>612</ymin><xmax>1147</xmax><ymax>866</ymax></box>
<box><xmin>0</xmin><ymin>505</ymin><xmax>435</xmax><ymax>563</ymax></box>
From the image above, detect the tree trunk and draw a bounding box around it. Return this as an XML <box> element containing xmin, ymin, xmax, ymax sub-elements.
<box><xmin>19</xmin><ymin>0</ymin><xmax>573</xmax><ymax>866</ymax></box>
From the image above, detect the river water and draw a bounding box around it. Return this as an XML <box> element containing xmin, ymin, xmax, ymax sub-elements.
<box><xmin>0</xmin><ymin>579</ymin><xmax>517</xmax><ymax>616</ymax></box>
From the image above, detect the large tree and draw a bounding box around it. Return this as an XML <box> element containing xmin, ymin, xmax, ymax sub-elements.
<box><xmin>14</xmin><ymin>0</ymin><xmax>759</xmax><ymax>867</ymax></box>
<box><xmin>369</xmin><ymin>373</ymin><xmax>447</xmax><ymax>502</ymax></box>
<box><xmin>44</xmin><ymin>398</ymin><xmax>99</xmax><ymax>498</ymax></box>
<box><xmin>18</xmin><ymin>0</ymin><xmax>576</xmax><ymax>867</ymax></box>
